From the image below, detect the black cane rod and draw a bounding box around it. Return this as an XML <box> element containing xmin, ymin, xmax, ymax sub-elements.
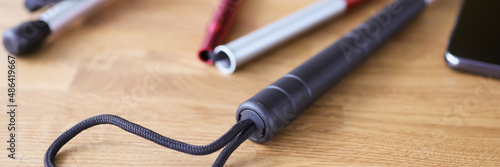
<box><xmin>236</xmin><ymin>0</ymin><xmax>429</xmax><ymax>143</ymax></box>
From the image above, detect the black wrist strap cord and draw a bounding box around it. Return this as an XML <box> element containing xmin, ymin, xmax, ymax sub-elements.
<box><xmin>44</xmin><ymin>114</ymin><xmax>255</xmax><ymax>167</ymax></box>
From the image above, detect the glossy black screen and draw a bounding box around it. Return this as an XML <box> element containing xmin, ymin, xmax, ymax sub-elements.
<box><xmin>448</xmin><ymin>0</ymin><xmax>500</xmax><ymax>65</ymax></box>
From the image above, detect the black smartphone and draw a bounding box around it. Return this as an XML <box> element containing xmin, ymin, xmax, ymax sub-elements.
<box><xmin>445</xmin><ymin>0</ymin><xmax>500</xmax><ymax>78</ymax></box>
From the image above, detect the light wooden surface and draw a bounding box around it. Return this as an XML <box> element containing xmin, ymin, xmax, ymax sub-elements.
<box><xmin>1</xmin><ymin>0</ymin><xmax>499</xmax><ymax>166</ymax></box>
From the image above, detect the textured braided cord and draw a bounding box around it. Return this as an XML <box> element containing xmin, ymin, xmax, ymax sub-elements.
<box><xmin>44</xmin><ymin>114</ymin><xmax>255</xmax><ymax>167</ymax></box>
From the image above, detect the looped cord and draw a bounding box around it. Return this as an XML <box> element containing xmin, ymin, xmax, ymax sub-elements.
<box><xmin>44</xmin><ymin>114</ymin><xmax>255</xmax><ymax>167</ymax></box>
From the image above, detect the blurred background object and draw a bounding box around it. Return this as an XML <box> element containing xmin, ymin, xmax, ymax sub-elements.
<box><xmin>3</xmin><ymin>0</ymin><xmax>112</xmax><ymax>55</ymax></box>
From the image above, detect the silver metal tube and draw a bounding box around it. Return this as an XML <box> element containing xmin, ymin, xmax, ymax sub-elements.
<box><xmin>39</xmin><ymin>0</ymin><xmax>109</xmax><ymax>33</ymax></box>
<box><xmin>213</xmin><ymin>0</ymin><xmax>348</xmax><ymax>74</ymax></box>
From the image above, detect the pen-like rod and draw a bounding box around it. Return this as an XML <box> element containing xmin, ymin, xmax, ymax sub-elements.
<box><xmin>3</xmin><ymin>0</ymin><xmax>109</xmax><ymax>55</ymax></box>
<box><xmin>213</xmin><ymin>0</ymin><xmax>370</xmax><ymax>74</ymax></box>
<box><xmin>199</xmin><ymin>0</ymin><xmax>242</xmax><ymax>64</ymax></box>
<box><xmin>236</xmin><ymin>0</ymin><xmax>429</xmax><ymax>143</ymax></box>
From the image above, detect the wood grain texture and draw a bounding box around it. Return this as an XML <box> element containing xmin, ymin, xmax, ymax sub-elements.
<box><xmin>0</xmin><ymin>0</ymin><xmax>499</xmax><ymax>166</ymax></box>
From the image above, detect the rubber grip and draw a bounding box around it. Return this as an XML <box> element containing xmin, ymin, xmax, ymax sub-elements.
<box><xmin>236</xmin><ymin>0</ymin><xmax>426</xmax><ymax>143</ymax></box>
<box><xmin>3</xmin><ymin>20</ymin><xmax>51</xmax><ymax>55</ymax></box>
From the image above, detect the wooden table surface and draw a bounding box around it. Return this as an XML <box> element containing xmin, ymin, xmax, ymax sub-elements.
<box><xmin>1</xmin><ymin>0</ymin><xmax>499</xmax><ymax>166</ymax></box>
